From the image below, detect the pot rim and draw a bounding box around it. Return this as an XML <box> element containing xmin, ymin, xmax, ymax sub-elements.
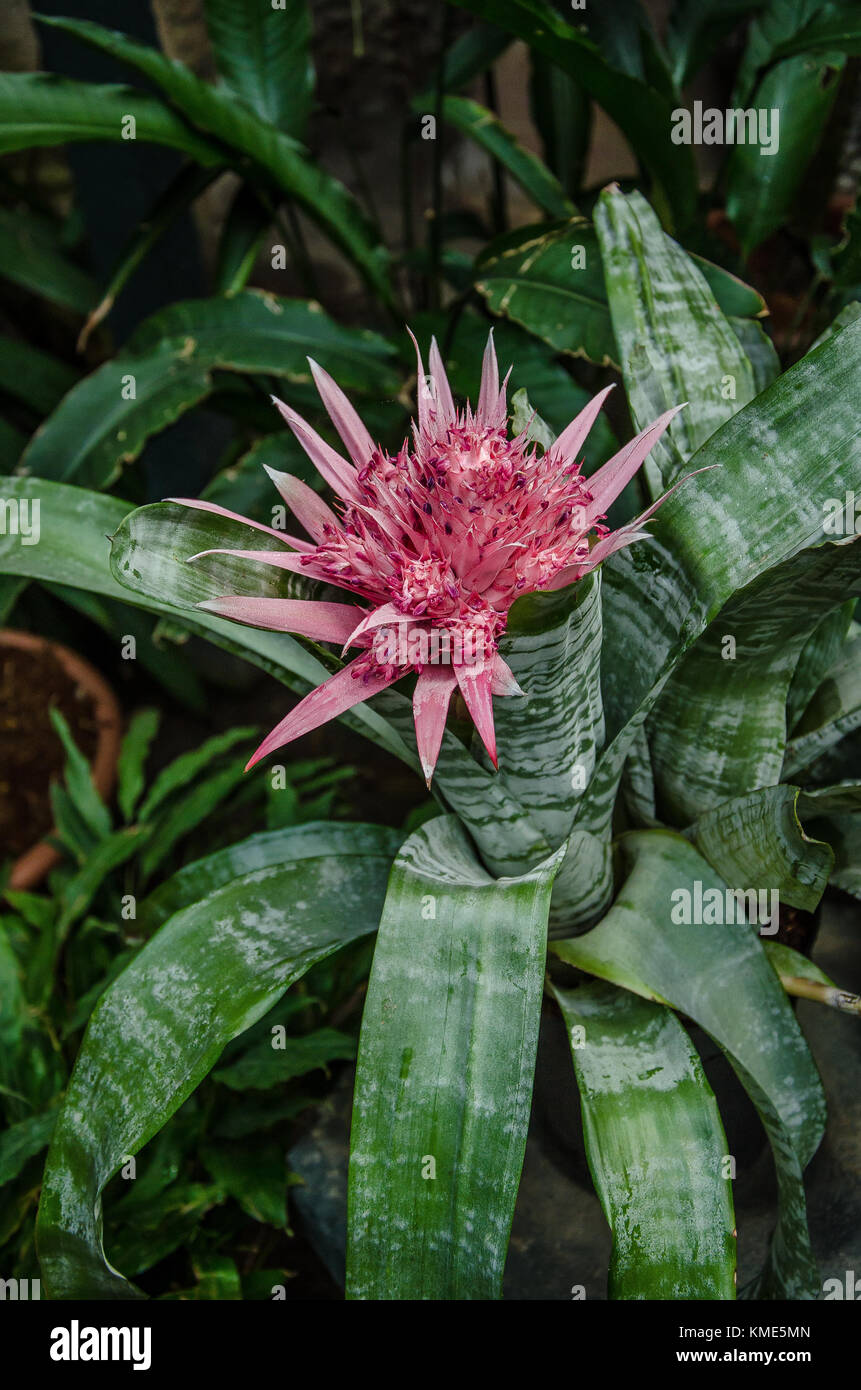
<box><xmin>1</xmin><ymin>629</ymin><xmax>122</xmax><ymax>891</ymax></box>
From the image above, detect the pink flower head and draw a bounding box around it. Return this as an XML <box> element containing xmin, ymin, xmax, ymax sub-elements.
<box><xmin>174</xmin><ymin>332</ymin><xmax>684</xmax><ymax>784</ymax></box>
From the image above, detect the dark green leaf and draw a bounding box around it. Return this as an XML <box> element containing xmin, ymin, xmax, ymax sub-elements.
<box><xmin>138</xmin><ymin>726</ymin><xmax>256</xmax><ymax>822</ymax></box>
<box><xmin>21</xmin><ymin>349</ymin><xmax>213</xmax><ymax>490</ymax></box>
<box><xmin>39</xmin><ymin>17</ymin><xmax>393</xmax><ymax>303</ymax></box>
<box><xmin>448</xmin><ymin>0</ymin><xmax>697</xmax><ymax>230</ymax></box>
<box><xmin>475</xmin><ymin>219</ymin><xmax>617</xmax><ymax>366</ymax></box>
<box><xmin>0</xmin><ymin>332</ymin><xmax>78</xmax><ymax>416</ymax></box>
<box><xmin>213</xmin><ymin>184</ymin><xmax>270</xmax><ymax>295</ymax></box>
<box><xmin>138</xmin><ymin>758</ymin><xmax>252</xmax><ymax>881</ymax></box>
<box><xmin>49</xmin><ymin>707</ymin><xmax>111</xmax><ymax>841</ymax></box>
<box><xmin>0</xmin><ymin>1109</ymin><xmax>57</xmax><ymax>1188</ymax></box>
<box><xmin>213</xmin><ymin>1026</ymin><xmax>356</xmax><ymax>1090</ymax></box>
<box><xmin>726</xmin><ymin>54</ymin><xmax>845</xmax><ymax>254</ymax></box>
<box><xmin>0</xmin><ymin>72</ymin><xmax>223</xmax><ymax>165</ymax></box>
<box><xmin>203</xmin><ymin>0</ymin><xmax>314</xmax><ymax>136</ymax></box>
<box><xmin>437</xmin><ymin>94</ymin><xmax>577</xmax><ymax>218</ymax></box>
<box><xmin>0</xmin><ymin>205</ymin><xmax>99</xmax><ymax>315</ymax></box>
<box><xmin>36</xmin><ymin>823</ymin><xmax>397</xmax><ymax>1297</ymax></box>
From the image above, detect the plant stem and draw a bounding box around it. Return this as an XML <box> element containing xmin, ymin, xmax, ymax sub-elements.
<box><xmin>278</xmin><ymin>201</ymin><xmax>320</xmax><ymax>302</ymax></box>
<box><xmin>780</xmin><ymin>973</ymin><xmax>861</xmax><ymax>1015</ymax></box>
<box><xmin>483</xmin><ymin>68</ymin><xmax>508</xmax><ymax>236</ymax></box>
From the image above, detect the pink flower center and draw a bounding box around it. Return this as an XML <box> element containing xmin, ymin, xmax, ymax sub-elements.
<box><xmin>392</xmin><ymin>555</ymin><xmax>458</xmax><ymax>617</ymax></box>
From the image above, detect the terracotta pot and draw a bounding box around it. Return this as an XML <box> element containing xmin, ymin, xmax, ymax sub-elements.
<box><xmin>1</xmin><ymin>630</ymin><xmax>123</xmax><ymax>891</ymax></box>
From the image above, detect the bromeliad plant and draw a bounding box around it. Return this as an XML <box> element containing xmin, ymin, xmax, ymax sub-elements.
<box><xmin>7</xmin><ymin>179</ymin><xmax>861</xmax><ymax>1298</ymax></box>
<box><xmin>1</xmin><ymin>0</ymin><xmax>861</xmax><ymax>1292</ymax></box>
<box><xmin>174</xmin><ymin>332</ymin><xmax>685</xmax><ymax>780</ymax></box>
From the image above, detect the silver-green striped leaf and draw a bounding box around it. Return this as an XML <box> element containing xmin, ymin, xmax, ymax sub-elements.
<box><xmin>649</xmin><ymin>541</ymin><xmax>861</xmax><ymax>824</ymax></box>
<box><xmin>688</xmin><ymin>784</ymin><xmax>834</xmax><ymax>912</ymax></box>
<box><xmin>595</xmin><ymin>185</ymin><xmax>756</xmax><ymax>490</ymax></box>
<box><xmin>553</xmin><ymin>978</ymin><xmax>736</xmax><ymax>1299</ymax></box>
<box><xmin>784</xmin><ymin>632</ymin><xmax>861</xmax><ymax>777</ymax></box>
<box><xmin>493</xmin><ymin>569</ymin><xmax>604</xmax><ymax>850</ymax></box>
<box><xmin>346</xmin><ymin>816</ymin><xmax>564</xmax><ymax>1299</ymax></box>
<box><xmin>578</xmin><ymin>315</ymin><xmax>861</xmax><ymax>847</ymax></box>
<box><xmin>553</xmin><ymin>830</ymin><xmax>825</xmax><ymax>1299</ymax></box>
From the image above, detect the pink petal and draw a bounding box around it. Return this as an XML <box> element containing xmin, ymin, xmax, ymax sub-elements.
<box><xmin>463</xmin><ymin>542</ymin><xmax>522</xmax><ymax>592</ymax></box>
<box><xmin>188</xmin><ymin>546</ymin><xmax>315</xmax><ymax>577</ymax></box>
<box><xmin>195</xmin><ymin>596</ymin><xmax>364</xmax><ymax>642</ymax></box>
<box><xmin>580</xmin><ymin>463</ymin><xmax>715</xmax><ymax>571</ymax></box>
<box><xmin>491</xmin><ymin>653</ymin><xmax>525</xmax><ymax>697</ymax></box>
<box><xmin>407</xmin><ymin>327</ymin><xmax>434</xmax><ymax>435</ymax></box>
<box><xmin>245</xmin><ymin>658</ymin><xmax>402</xmax><ymax>769</ymax></box>
<box><xmin>166</xmin><ymin>496</ymin><xmax>312</xmax><ymax>551</ymax></box>
<box><xmin>270</xmin><ymin>396</ymin><xmax>363</xmax><ymax>503</ymax></box>
<box><xmin>187</xmin><ymin>547</ymin><xmax>378</xmax><ymax>600</ymax></box>
<box><xmin>498</xmin><ymin>365</ymin><xmax>513</xmax><ymax>421</ymax></box>
<box><xmin>584</xmin><ymin>404</ymin><xmax>687</xmax><ymax>522</ymax></box>
<box><xmin>550</xmin><ymin>384</ymin><xmax>615</xmax><ymax>466</ymax></box>
<box><xmin>548</xmin><ymin>463</ymin><xmax>715</xmax><ymax>588</ymax></box>
<box><xmin>577</xmin><ymin>529</ymin><xmax>654</xmax><ymax>571</ymax></box>
<box><xmin>341</xmin><ymin>600</ymin><xmax>411</xmax><ymax>654</ymax></box>
<box><xmin>413</xmin><ymin>666</ymin><xmax>457</xmax><ymax>785</ymax></box>
<box><xmin>428</xmin><ymin>337</ymin><xmax>456</xmax><ymax>425</ymax></box>
<box><xmin>455</xmin><ymin>659</ymin><xmax>498</xmax><ymax>769</ymax></box>
<box><xmin>477</xmin><ymin>330</ymin><xmax>499</xmax><ymax>425</ymax></box>
<box><xmin>263</xmin><ymin>465</ymin><xmax>340</xmax><ymax>542</ymax></box>
<box><xmin>308</xmin><ymin>357</ymin><xmax>376</xmax><ymax>467</ymax></box>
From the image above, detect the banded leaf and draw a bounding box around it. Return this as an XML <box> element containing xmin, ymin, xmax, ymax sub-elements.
<box><xmin>553</xmin><ymin>979</ymin><xmax>736</xmax><ymax>1299</ymax></box>
<box><xmin>648</xmin><ymin>541</ymin><xmax>861</xmax><ymax>825</ymax></box>
<box><xmin>784</xmin><ymin>632</ymin><xmax>861</xmax><ymax>777</ymax></box>
<box><xmin>578</xmin><ymin>316</ymin><xmax>861</xmax><ymax>850</ymax></box>
<box><xmin>595</xmin><ymin>185</ymin><xmax>756</xmax><ymax>490</ymax></box>
<box><xmin>689</xmin><ymin>784</ymin><xmax>834</xmax><ymax>912</ymax></box>
<box><xmin>347</xmin><ymin>816</ymin><xmax>564</xmax><ymax>1299</ymax></box>
<box><xmin>554</xmin><ymin>830</ymin><xmax>825</xmax><ymax>1298</ymax></box>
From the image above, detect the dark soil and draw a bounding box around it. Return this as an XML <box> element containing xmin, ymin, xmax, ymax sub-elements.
<box><xmin>0</xmin><ymin>641</ymin><xmax>100</xmax><ymax>857</ymax></box>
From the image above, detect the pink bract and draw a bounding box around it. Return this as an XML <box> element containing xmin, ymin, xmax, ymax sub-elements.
<box><xmin>173</xmin><ymin>332</ymin><xmax>685</xmax><ymax>783</ymax></box>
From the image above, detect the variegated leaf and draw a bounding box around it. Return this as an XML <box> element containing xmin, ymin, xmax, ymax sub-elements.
<box><xmin>553</xmin><ymin>829</ymin><xmax>825</xmax><ymax>1299</ymax></box>
<box><xmin>688</xmin><ymin>784</ymin><xmax>834</xmax><ymax>912</ymax></box>
<box><xmin>649</xmin><ymin>541</ymin><xmax>861</xmax><ymax>825</ymax></box>
<box><xmin>595</xmin><ymin>185</ymin><xmax>756</xmax><ymax>491</ymax></box>
<box><xmin>578</xmin><ymin>315</ymin><xmax>861</xmax><ymax>850</ymax></box>
<box><xmin>553</xmin><ymin>978</ymin><xmax>736</xmax><ymax>1299</ymax></box>
<box><xmin>784</xmin><ymin>632</ymin><xmax>861</xmax><ymax>777</ymax></box>
<box><xmin>347</xmin><ymin>816</ymin><xmax>564</xmax><ymax>1299</ymax></box>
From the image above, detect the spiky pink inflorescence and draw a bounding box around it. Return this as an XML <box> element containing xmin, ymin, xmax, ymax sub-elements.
<box><xmin>174</xmin><ymin>332</ymin><xmax>686</xmax><ymax>784</ymax></box>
